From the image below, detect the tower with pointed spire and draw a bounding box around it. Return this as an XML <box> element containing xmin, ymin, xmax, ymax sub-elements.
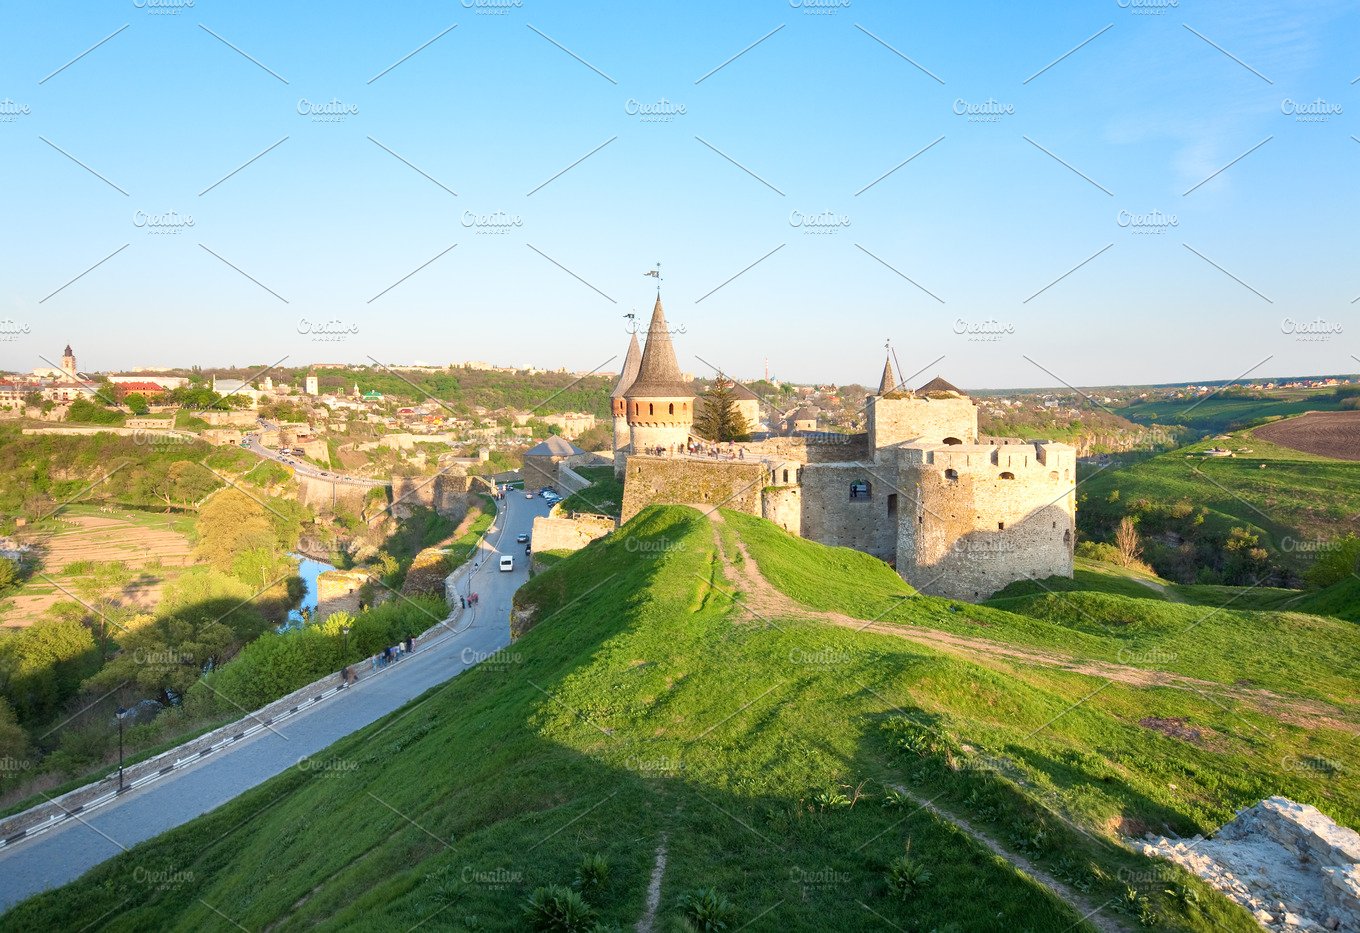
<box><xmin>61</xmin><ymin>344</ymin><xmax>77</xmax><ymax>379</ymax></box>
<box><xmin>611</xmin><ymin>330</ymin><xmax>642</xmax><ymax>476</ymax></box>
<box><xmin>623</xmin><ymin>293</ymin><xmax>694</xmax><ymax>455</ymax></box>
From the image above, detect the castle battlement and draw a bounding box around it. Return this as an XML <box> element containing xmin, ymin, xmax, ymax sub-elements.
<box><xmin>612</xmin><ymin>334</ymin><xmax>1075</xmax><ymax>600</ymax></box>
<box><xmin>901</xmin><ymin>440</ymin><xmax>1076</xmax><ymax>476</ymax></box>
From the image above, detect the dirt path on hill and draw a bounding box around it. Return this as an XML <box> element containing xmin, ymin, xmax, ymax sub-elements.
<box><xmin>702</xmin><ymin>511</ymin><xmax>1359</xmax><ymax>737</ymax></box>
<box><xmin>886</xmin><ymin>782</ymin><xmax>1130</xmax><ymax>933</ymax></box>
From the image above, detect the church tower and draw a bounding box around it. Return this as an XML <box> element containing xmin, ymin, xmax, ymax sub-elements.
<box><xmin>61</xmin><ymin>344</ymin><xmax>77</xmax><ymax>378</ymax></box>
<box><xmin>611</xmin><ymin>331</ymin><xmax>642</xmax><ymax>477</ymax></box>
<box><xmin>624</xmin><ymin>294</ymin><xmax>694</xmax><ymax>454</ymax></box>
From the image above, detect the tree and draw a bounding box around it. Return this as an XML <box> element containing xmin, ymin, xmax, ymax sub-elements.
<box><xmin>694</xmin><ymin>378</ymin><xmax>752</xmax><ymax>442</ymax></box>
<box><xmin>124</xmin><ymin>392</ymin><xmax>150</xmax><ymax>416</ymax></box>
<box><xmin>0</xmin><ymin>557</ymin><xmax>18</xmax><ymax>590</ymax></box>
<box><xmin>195</xmin><ymin>490</ymin><xmax>277</xmax><ymax>572</ymax></box>
<box><xmin>1113</xmin><ymin>516</ymin><xmax>1143</xmax><ymax>568</ymax></box>
<box><xmin>0</xmin><ymin>618</ymin><xmax>99</xmax><ymax>722</ymax></box>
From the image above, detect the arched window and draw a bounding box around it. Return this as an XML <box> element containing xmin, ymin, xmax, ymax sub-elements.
<box><xmin>669</xmin><ymin>403</ymin><xmax>674</xmax><ymax>415</ymax></box>
<box><xmin>1048</xmin><ymin>471</ymin><xmax>1059</xmax><ymax>480</ymax></box>
<box><xmin>782</xmin><ymin>469</ymin><xmax>789</xmax><ymax>483</ymax></box>
<box><xmin>849</xmin><ymin>481</ymin><xmax>870</xmax><ymax>500</ymax></box>
<box><xmin>943</xmin><ymin>436</ymin><xmax>962</xmax><ymax>445</ymax></box>
<box><xmin>649</xmin><ymin>403</ymin><xmax>654</xmax><ymax>416</ymax></box>
<box><xmin>944</xmin><ymin>468</ymin><xmax>959</xmax><ymax>482</ymax></box>
<box><xmin>1063</xmin><ymin>529</ymin><xmax>1072</xmax><ymax>548</ymax></box>
<box><xmin>999</xmin><ymin>471</ymin><xmax>1015</xmax><ymax>480</ymax></box>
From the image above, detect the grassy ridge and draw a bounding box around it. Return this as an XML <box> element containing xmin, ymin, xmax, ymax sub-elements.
<box><xmin>11</xmin><ymin>506</ymin><xmax>1357</xmax><ymax>931</ymax></box>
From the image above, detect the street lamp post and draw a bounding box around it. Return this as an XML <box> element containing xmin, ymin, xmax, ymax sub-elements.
<box><xmin>115</xmin><ymin>707</ymin><xmax>128</xmax><ymax>791</ymax></box>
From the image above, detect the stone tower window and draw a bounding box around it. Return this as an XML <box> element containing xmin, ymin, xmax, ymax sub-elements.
<box><xmin>944</xmin><ymin>468</ymin><xmax>959</xmax><ymax>482</ymax></box>
<box><xmin>1049</xmin><ymin>471</ymin><xmax>1059</xmax><ymax>480</ymax></box>
<box><xmin>999</xmin><ymin>471</ymin><xmax>1015</xmax><ymax>480</ymax></box>
<box><xmin>782</xmin><ymin>468</ymin><xmax>789</xmax><ymax>483</ymax></box>
<box><xmin>649</xmin><ymin>403</ymin><xmax>654</xmax><ymax>416</ymax></box>
<box><xmin>943</xmin><ymin>437</ymin><xmax>962</xmax><ymax>445</ymax></box>
<box><xmin>669</xmin><ymin>403</ymin><xmax>674</xmax><ymax>415</ymax></box>
<box><xmin>998</xmin><ymin>521</ymin><xmax>1005</xmax><ymax>530</ymax></box>
<box><xmin>849</xmin><ymin>481</ymin><xmax>870</xmax><ymax>500</ymax></box>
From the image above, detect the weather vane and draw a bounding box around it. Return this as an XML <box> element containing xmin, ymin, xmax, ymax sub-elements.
<box><xmin>643</xmin><ymin>261</ymin><xmax>662</xmax><ymax>294</ymax></box>
<box><xmin>623</xmin><ymin>310</ymin><xmax>639</xmax><ymax>334</ymax></box>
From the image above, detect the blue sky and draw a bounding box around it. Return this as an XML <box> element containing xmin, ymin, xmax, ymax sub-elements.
<box><xmin>1</xmin><ymin>0</ymin><xmax>1357</xmax><ymax>389</ymax></box>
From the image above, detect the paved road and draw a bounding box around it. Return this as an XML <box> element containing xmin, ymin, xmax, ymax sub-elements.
<box><xmin>0</xmin><ymin>492</ymin><xmax>551</xmax><ymax>912</ymax></box>
<box><xmin>243</xmin><ymin>432</ymin><xmax>386</xmax><ymax>487</ymax></box>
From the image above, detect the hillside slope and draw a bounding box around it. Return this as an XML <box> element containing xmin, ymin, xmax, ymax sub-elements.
<box><xmin>12</xmin><ymin>507</ymin><xmax>1356</xmax><ymax>930</ymax></box>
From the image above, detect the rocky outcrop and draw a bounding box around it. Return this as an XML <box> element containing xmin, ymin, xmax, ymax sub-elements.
<box><xmin>1135</xmin><ymin>797</ymin><xmax>1360</xmax><ymax>932</ymax></box>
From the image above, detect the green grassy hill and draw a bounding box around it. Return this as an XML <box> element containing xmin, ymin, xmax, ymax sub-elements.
<box><xmin>1076</xmin><ymin>433</ymin><xmax>1360</xmax><ymax>584</ymax></box>
<box><xmin>1119</xmin><ymin>388</ymin><xmax>1350</xmax><ymax>433</ymax></box>
<box><xmin>10</xmin><ymin>507</ymin><xmax>1359</xmax><ymax>931</ymax></box>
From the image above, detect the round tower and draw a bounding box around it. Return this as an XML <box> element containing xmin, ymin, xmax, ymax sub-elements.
<box><xmin>624</xmin><ymin>294</ymin><xmax>694</xmax><ymax>454</ymax></box>
<box><xmin>610</xmin><ymin>331</ymin><xmax>642</xmax><ymax>477</ymax></box>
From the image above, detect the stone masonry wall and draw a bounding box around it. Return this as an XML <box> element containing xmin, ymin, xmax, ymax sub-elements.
<box><xmin>620</xmin><ymin>457</ymin><xmax>766</xmax><ymax>522</ymax></box>
<box><xmin>316</xmin><ymin>569</ymin><xmax>371</xmax><ymax>619</ymax></box>
<box><xmin>743</xmin><ymin>434</ymin><xmax>871</xmax><ymax>463</ymax></box>
<box><xmin>896</xmin><ymin>443</ymin><xmax>1075</xmax><ymax>599</ymax></box>
<box><xmin>762</xmin><ymin>485</ymin><xmax>802</xmax><ymax>535</ymax></box>
<box><xmin>531</xmin><ymin>514</ymin><xmax>616</xmax><ymax>552</ymax></box>
<box><xmin>868</xmin><ymin>395</ymin><xmax>978</xmax><ymax>449</ymax></box>
<box><xmin>799</xmin><ymin>462</ymin><xmax>898</xmax><ymax>560</ymax></box>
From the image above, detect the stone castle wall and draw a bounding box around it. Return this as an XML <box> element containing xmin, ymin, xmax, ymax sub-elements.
<box><xmin>799</xmin><ymin>462</ymin><xmax>898</xmax><ymax>560</ymax></box>
<box><xmin>761</xmin><ymin>485</ymin><xmax>802</xmax><ymax>535</ymax></box>
<box><xmin>316</xmin><ymin>569</ymin><xmax>371</xmax><ymax>620</ymax></box>
<box><xmin>896</xmin><ymin>442</ymin><xmax>1075</xmax><ymax>600</ymax></box>
<box><xmin>868</xmin><ymin>395</ymin><xmax>978</xmax><ymax>449</ymax></box>
<box><xmin>522</xmin><ymin>455</ymin><xmax>559</xmax><ymax>492</ymax></box>
<box><xmin>620</xmin><ymin>457</ymin><xmax>765</xmax><ymax>522</ymax></box>
<box><xmin>531</xmin><ymin>514</ymin><xmax>616</xmax><ymax>553</ymax></box>
<box><xmin>390</xmin><ymin>471</ymin><xmax>473</xmax><ymax>518</ymax></box>
<box><xmin>744</xmin><ymin>434</ymin><xmax>871</xmax><ymax>463</ymax></box>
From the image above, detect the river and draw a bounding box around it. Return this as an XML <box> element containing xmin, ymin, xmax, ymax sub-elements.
<box><xmin>285</xmin><ymin>553</ymin><xmax>337</xmax><ymax>628</ymax></box>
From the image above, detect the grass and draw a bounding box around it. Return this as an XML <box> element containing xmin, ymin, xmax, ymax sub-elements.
<box><xmin>1120</xmin><ymin>390</ymin><xmax>1345</xmax><ymax>433</ymax></box>
<box><xmin>724</xmin><ymin>510</ymin><xmax>1360</xmax><ymax>704</ymax></box>
<box><xmin>1078</xmin><ymin>433</ymin><xmax>1360</xmax><ymax>576</ymax></box>
<box><xmin>16</xmin><ymin>507</ymin><xmax>1357</xmax><ymax>929</ymax></box>
<box><xmin>555</xmin><ymin>465</ymin><xmax>623</xmax><ymax>518</ymax></box>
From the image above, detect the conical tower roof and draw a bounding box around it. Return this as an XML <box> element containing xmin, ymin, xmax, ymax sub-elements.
<box><xmin>877</xmin><ymin>355</ymin><xmax>897</xmax><ymax>395</ymax></box>
<box><xmin>625</xmin><ymin>294</ymin><xmax>692</xmax><ymax>398</ymax></box>
<box><xmin>611</xmin><ymin>332</ymin><xmax>642</xmax><ymax>399</ymax></box>
<box><xmin>917</xmin><ymin>375</ymin><xmax>966</xmax><ymax>397</ymax></box>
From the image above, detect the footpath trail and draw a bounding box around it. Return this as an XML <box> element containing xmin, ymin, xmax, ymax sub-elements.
<box><xmin>0</xmin><ymin>494</ymin><xmax>551</xmax><ymax>913</ymax></box>
<box><xmin>700</xmin><ymin>509</ymin><xmax>1360</xmax><ymax>738</ymax></box>
<box><xmin>699</xmin><ymin>509</ymin><xmax>1133</xmax><ymax>932</ymax></box>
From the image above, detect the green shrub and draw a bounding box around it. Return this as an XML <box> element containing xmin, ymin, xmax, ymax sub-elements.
<box><xmin>573</xmin><ymin>853</ymin><xmax>609</xmax><ymax>894</ymax></box>
<box><xmin>678</xmin><ymin>887</ymin><xmax>736</xmax><ymax>931</ymax></box>
<box><xmin>522</xmin><ymin>884</ymin><xmax>596</xmax><ymax>931</ymax></box>
<box><xmin>885</xmin><ymin>847</ymin><xmax>932</xmax><ymax>900</ymax></box>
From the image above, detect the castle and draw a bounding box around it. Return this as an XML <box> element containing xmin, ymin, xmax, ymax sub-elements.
<box><xmin>609</xmin><ymin>294</ymin><xmax>1077</xmax><ymax>601</ymax></box>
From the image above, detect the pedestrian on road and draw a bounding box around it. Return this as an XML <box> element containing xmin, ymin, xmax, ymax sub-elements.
<box><xmin>460</xmin><ymin>595</ymin><xmax>465</xmax><ymax>609</ymax></box>
<box><xmin>405</xmin><ymin>636</ymin><xmax>414</xmax><ymax>653</ymax></box>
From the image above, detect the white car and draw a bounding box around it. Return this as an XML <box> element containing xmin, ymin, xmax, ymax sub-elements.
<box><xmin>499</xmin><ymin>555</ymin><xmax>514</xmax><ymax>572</ymax></box>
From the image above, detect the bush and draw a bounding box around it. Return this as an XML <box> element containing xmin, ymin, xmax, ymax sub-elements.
<box><xmin>522</xmin><ymin>884</ymin><xmax>596</xmax><ymax>931</ymax></box>
<box><xmin>573</xmin><ymin>853</ymin><xmax>609</xmax><ymax>894</ymax></box>
<box><xmin>678</xmin><ymin>887</ymin><xmax>736</xmax><ymax>931</ymax></box>
<box><xmin>885</xmin><ymin>849</ymin><xmax>932</xmax><ymax>900</ymax></box>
